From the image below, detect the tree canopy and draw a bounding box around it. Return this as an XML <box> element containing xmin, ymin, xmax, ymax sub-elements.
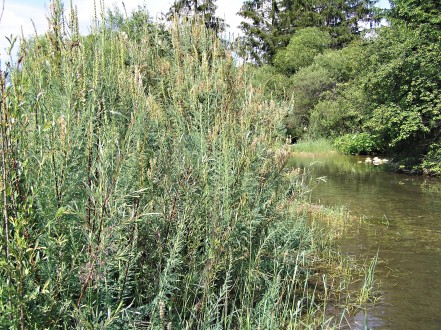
<box><xmin>166</xmin><ymin>0</ymin><xmax>226</xmax><ymax>32</ymax></box>
<box><xmin>238</xmin><ymin>0</ymin><xmax>378</xmax><ymax>64</ymax></box>
<box><xmin>359</xmin><ymin>0</ymin><xmax>441</xmax><ymax>172</ymax></box>
<box><xmin>245</xmin><ymin>0</ymin><xmax>441</xmax><ymax>174</ymax></box>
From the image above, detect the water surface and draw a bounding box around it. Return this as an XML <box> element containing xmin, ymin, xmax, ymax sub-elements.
<box><xmin>289</xmin><ymin>154</ymin><xmax>441</xmax><ymax>329</ymax></box>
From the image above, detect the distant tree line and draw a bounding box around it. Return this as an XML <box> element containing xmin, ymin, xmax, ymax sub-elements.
<box><xmin>208</xmin><ymin>0</ymin><xmax>439</xmax><ymax>175</ymax></box>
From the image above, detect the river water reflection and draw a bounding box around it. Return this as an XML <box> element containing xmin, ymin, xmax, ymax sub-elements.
<box><xmin>289</xmin><ymin>154</ymin><xmax>441</xmax><ymax>330</ymax></box>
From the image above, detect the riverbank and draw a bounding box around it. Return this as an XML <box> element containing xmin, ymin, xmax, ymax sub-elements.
<box><xmin>291</xmin><ymin>199</ymin><xmax>380</xmax><ymax>327</ymax></box>
<box><xmin>292</xmin><ymin>138</ymin><xmax>441</xmax><ymax>177</ymax></box>
<box><xmin>290</xmin><ymin>151</ymin><xmax>441</xmax><ymax>329</ymax></box>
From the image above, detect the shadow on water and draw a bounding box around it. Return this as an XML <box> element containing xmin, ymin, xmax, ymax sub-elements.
<box><xmin>289</xmin><ymin>154</ymin><xmax>441</xmax><ymax>330</ymax></box>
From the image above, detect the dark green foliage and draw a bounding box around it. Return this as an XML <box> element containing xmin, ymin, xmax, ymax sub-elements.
<box><xmin>389</xmin><ymin>0</ymin><xmax>441</xmax><ymax>26</ymax></box>
<box><xmin>356</xmin><ymin>1</ymin><xmax>441</xmax><ymax>169</ymax></box>
<box><xmin>166</xmin><ymin>0</ymin><xmax>226</xmax><ymax>32</ymax></box>
<box><xmin>238</xmin><ymin>0</ymin><xmax>378</xmax><ymax>64</ymax></box>
<box><xmin>168</xmin><ymin>0</ymin><xmax>216</xmax><ymax>17</ymax></box>
<box><xmin>237</xmin><ymin>0</ymin><xmax>282</xmax><ymax>64</ymax></box>
<box><xmin>422</xmin><ymin>144</ymin><xmax>441</xmax><ymax>176</ymax></box>
<box><xmin>277</xmin><ymin>0</ymin><xmax>379</xmax><ymax>48</ymax></box>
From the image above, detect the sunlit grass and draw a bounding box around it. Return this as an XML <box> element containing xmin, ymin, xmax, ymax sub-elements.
<box><xmin>293</xmin><ymin>138</ymin><xmax>337</xmax><ymax>154</ymax></box>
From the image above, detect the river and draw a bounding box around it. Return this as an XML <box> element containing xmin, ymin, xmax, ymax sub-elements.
<box><xmin>289</xmin><ymin>153</ymin><xmax>441</xmax><ymax>329</ymax></box>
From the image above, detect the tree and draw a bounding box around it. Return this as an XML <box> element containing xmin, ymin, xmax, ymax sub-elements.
<box><xmin>238</xmin><ymin>0</ymin><xmax>378</xmax><ymax>64</ymax></box>
<box><xmin>281</xmin><ymin>40</ymin><xmax>364</xmax><ymax>139</ymax></box>
<box><xmin>237</xmin><ymin>0</ymin><xmax>282</xmax><ymax>64</ymax></box>
<box><xmin>274</xmin><ymin>27</ymin><xmax>331</xmax><ymax>74</ymax></box>
<box><xmin>106</xmin><ymin>4</ymin><xmax>157</xmax><ymax>42</ymax></box>
<box><xmin>389</xmin><ymin>0</ymin><xmax>441</xmax><ymax>27</ymax></box>
<box><xmin>342</xmin><ymin>0</ymin><xmax>441</xmax><ymax>172</ymax></box>
<box><xmin>166</xmin><ymin>0</ymin><xmax>225</xmax><ymax>32</ymax></box>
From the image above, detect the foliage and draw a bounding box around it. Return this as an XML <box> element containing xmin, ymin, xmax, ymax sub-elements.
<box><xmin>106</xmin><ymin>4</ymin><xmax>159</xmax><ymax>42</ymax></box>
<box><xmin>389</xmin><ymin>0</ymin><xmax>441</xmax><ymax>26</ymax></box>
<box><xmin>421</xmin><ymin>144</ymin><xmax>441</xmax><ymax>176</ymax></box>
<box><xmin>284</xmin><ymin>111</ymin><xmax>307</xmax><ymax>142</ymax></box>
<box><xmin>312</xmin><ymin>44</ymin><xmax>365</xmax><ymax>82</ymax></box>
<box><xmin>274</xmin><ymin>27</ymin><xmax>331</xmax><ymax>74</ymax></box>
<box><xmin>334</xmin><ymin>133</ymin><xmax>380</xmax><ymax>155</ymax></box>
<box><xmin>279</xmin><ymin>41</ymin><xmax>365</xmax><ymax>139</ymax></box>
<box><xmin>283</xmin><ymin>0</ymin><xmax>440</xmax><ymax>173</ymax></box>
<box><xmin>237</xmin><ymin>0</ymin><xmax>283</xmax><ymax>64</ymax></box>
<box><xmin>249</xmin><ymin>64</ymin><xmax>291</xmax><ymax>99</ymax></box>
<box><xmin>353</xmin><ymin>0</ymin><xmax>441</xmax><ymax>171</ymax></box>
<box><xmin>166</xmin><ymin>0</ymin><xmax>226</xmax><ymax>32</ymax></box>
<box><xmin>362</xmin><ymin>27</ymin><xmax>440</xmax><ymax>145</ymax></box>
<box><xmin>238</xmin><ymin>0</ymin><xmax>378</xmax><ymax>64</ymax></box>
<box><xmin>288</xmin><ymin>66</ymin><xmax>334</xmax><ymax>131</ymax></box>
<box><xmin>235</xmin><ymin>0</ymin><xmax>440</xmax><ymax>175</ymax></box>
<box><xmin>0</xmin><ymin>1</ymin><xmax>366</xmax><ymax>328</ymax></box>
<box><xmin>308</xmin><ymin>48</ymin><xmax>368</xmax><ymax>138</ymax></box>
<box><xmin>310</xmin><ymin>88</ymin><xmax>365</xmax><ymax>138</ymax></box>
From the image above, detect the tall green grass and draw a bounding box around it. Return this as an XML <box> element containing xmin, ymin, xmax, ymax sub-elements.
<box><xmin>0</xmin><ymin>1</ymin><xmax>375</xmax><ymax>328</ymax></box>
<box><xmin>292</xmin><ymin>138</ymin><xmax>336</xmax><ymax>154</ymax></box>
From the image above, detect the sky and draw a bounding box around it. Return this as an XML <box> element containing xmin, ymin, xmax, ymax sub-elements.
<box><xmin>0</xmin><ymin>0</ymin><xmax>244</xmax><ymax>63</ymax></box>
<box><xmin>0</xmin><ymin>0</ymin><xmax>390</xmax><ymax>64</ymax></box>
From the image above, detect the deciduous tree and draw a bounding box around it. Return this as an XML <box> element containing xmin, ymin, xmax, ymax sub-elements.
<box><xmin>238</xmin><ymin>0</ymin><xmax>378</xmax><ymax>64</ymax></box>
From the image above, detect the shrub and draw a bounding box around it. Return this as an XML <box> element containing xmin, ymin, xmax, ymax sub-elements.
<box><xmin>334</xmin><ymin>133</ymin><xmax>380</xmax><ymax>155</ymax></box>
<box><xmin>421</xmin><ymin>143</ymin><xmax>441</xmax><ymax>176</ymax></box>
<box><xmin>288</xmin><ymin>65</ymin><xmax>335</xmax><ymax>132</ymax></box>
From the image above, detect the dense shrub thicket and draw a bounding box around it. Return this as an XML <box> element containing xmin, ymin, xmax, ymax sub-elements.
<box><xmin>0</xmin><ymin>2</ymin><xmax>362</xmax><ymax>328</ymax></box>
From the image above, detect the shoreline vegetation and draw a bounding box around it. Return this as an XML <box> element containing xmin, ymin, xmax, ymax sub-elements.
<box><xmin>0</xmin><ymin>1</ymin><xmax>378</xmax><ymax>328</ymax></box>
<box><xmin>291</xmin><ymin>138</ymin><xmax>338</xmax><ymax>156</ymax></box>
<box><xmin>245</xmin><ymin>0</ymin><xmax>440</xmax><ymax>177</ymax></box>
<box><xmin>292</xmin><ymin>138</ymin><xmax>439</xmax><ymax>176</ymax></box>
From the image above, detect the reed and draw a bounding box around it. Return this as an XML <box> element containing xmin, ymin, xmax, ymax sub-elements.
<box><xmin>0</xmin><ymin>1</ymin><xmax>375</xmax><ymax>328</ymax></box>
<box><xmin>357</xmin><ymin>252</ymin><xmax>379</xmax><ymax>305</ymax></box>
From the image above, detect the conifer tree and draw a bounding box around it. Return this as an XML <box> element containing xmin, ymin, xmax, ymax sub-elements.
<box><xmin>237</xmin><ymin>0</ymin><xmax>281</xmax><ymax>64</ymax></box>
<box><xmin>388</xmin><ymin>0</ymin><xmax>441</xmax><ymax>27</ymax></box>
<box><xmin>167</xmin><ymin>0</ymin><xmax>225</xmax><ymax>32</ymax></box>
<box><xmin>238</xmin><ymin>0</ymin><xmax>378</xmax><ymax>64</ymax></box>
